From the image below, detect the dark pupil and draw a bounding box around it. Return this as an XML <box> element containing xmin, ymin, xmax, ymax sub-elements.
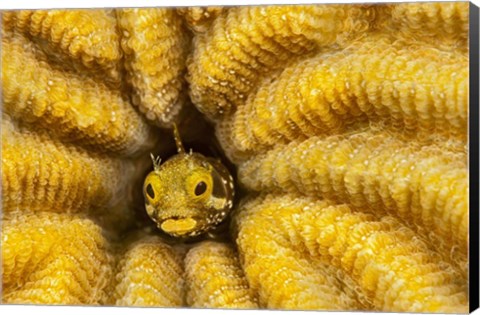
<box><xmin>195</xmin><ymin>181</ymin><xmax>207</xmax><ymax>196</ymax></box>
<box><xmin>146</xmin><ymin>184</ymin><xmax>155</xmax><ymax>199</ymax></box>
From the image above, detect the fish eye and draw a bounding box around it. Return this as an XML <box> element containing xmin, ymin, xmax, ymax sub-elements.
<box><xmin>194</xmin><ymin>181</ymin><xmax>207</xmax><ymax>196</ymax></box>
<box><xmin>146</xmin><ymin>183</ymin><xmax>155</xmax><ymax>199</ymax></box>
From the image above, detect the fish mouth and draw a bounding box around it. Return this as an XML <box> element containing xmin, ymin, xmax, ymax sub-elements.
<box><xmin>160</xmin><ymin>217</ymin><xmax>198</xmax><ymax>236</ymax></box>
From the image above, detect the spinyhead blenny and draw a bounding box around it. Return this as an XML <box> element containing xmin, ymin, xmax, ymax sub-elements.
<box><xmin>143</xmin><ymin>124</ymin><xmax>234</xmax><ymax>237</ymax></box>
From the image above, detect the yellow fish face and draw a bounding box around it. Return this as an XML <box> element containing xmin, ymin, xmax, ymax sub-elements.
<box><xmin>143</xmin><ymin>152</ymin><xmax>235</xmax><ymax>238</ymax></box>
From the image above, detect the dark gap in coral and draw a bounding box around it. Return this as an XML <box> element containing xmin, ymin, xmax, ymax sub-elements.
<box><xmin>124</xmin><ymin>104</ymin><xmax>238</xmax><ymax>245</ymax></box>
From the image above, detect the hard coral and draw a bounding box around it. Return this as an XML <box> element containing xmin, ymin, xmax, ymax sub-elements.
<box><xmin>189</xmin><ymin>2</ymin><xmax>469</xmax><ymax>313</ymax></box>
<box><xmin>177</xmin><ymin>7</ymin><xmax>224</xmax><ymax>33</ymax></box>
<box><xmin>117</xmin><ymin>8</ymin><xmax>190</xmax><ymax>127</ymax></box>
<box><xmin>1</xmin><ymin>2</ymin><xmax>470</xmax><ymax>313</ymax></box>
<box><xmin>2</xmin><ymin>212</ymin><xmax>113</xmax><ymax>305</ymax></box>
<box><xmin>187</xmin><ymin>4</ymin><xmax>377</xmax><ymax>119</ymax></box>
<box><xmin>3</xmin><ymin>9</ymin><xmax>123</xmax><ymax>85</ymax></box>
<box><xmin>233</xmin><ymin>194</ymin><xmax>467</xmax><ymax>312</ymax></box>
<box><xmin>2</xmin><ymin>31</ymin><xmax>155</xmax><ymax>156</ymax></box>
<box><xmin>216</xmin><ymin>33</ymin><xmax>468</xmax><ymax>161</ymax></box>
<box><xmin>184</xmin><ymin>241</ymin><xmax>258</xmax><ymax>308</ymax></box>
<box><xmin>110</xmin><ymin>236</ymin><xmax>185</xmax><ymax>306</ymax></box>
<box><xmin>1</xmin><ymin>117</ymin><xmax>133</xmax><ymax>214</ymax></box>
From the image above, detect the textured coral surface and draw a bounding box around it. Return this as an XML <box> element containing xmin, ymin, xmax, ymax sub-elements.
<box><xmin>1</xmin><ymin>2</ymin><xmax>470</xmax><ymax>313</ymax></box>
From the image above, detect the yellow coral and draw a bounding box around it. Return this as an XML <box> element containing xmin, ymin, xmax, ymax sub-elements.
<box><xmin>2</xmin><ymin>9</ymin><xmax>123</xmax><ymax>85</ymax></box>
<box><xmin>117</xmin><ymin>8</ymin><xmax>189</xmax><ymax>126</ymax></box>
<box><xmin>184</xmin><ymin>241</ymin><xmax>258</xmax><ymax>308</ymax></box>
<box><xmin>381</xmin><ymin>2</ymin><xmax>469</xmax><ymax>50</ymax></box>
<box><xmin>177</xmin><ymin>6</ymin><xmax>223</xmax><ymax>33</ymax></box>
<box><xmin>387</xmin><ymin>2</ymin><xmax>468</xmax><ymax>32</ymax></box>
<box><xmin>0</xmin><ymin>2</ymin><xmax>471</xmax><ymax>311</ymax></box>
<box><xmin>238</xmin><ymin>130</ymin><xmax>468</xmax><ymax>273</ymax></box>
<box><xmin>1</xmin><ymin>116</ymin><xmax>133</xmax><ymax>214</ymax></box>
<box><xmin>234</xmin><ymin>194</ymin><xmax>468</xmax><ymax>313</ymax></box>
<box><xmin>217</xmin><ymin>33</ymin><xmax>468</xmax><ymax>160</ymax></box>
<box><xmin>110</xmin><ymin>236</ymin><xmax>185</xmax><ymax>307</ymax></box>
<box><xmin>232</xmin><ymin>196</ymin><xmax>365</xmax><ymax>311</ymax></box>
<box><xmin>2</xmin><ymin>212</ymin><xmax>113</xmax><ymax>305</ymax></box>
<box><xmin>187</xmin><ymin>4</ymin><xmax>376</xmax><ymax>119</ymax></box>
<box><xmin>1</xmin><ymin>31</ymin><xmax>155</xmax><ymax>156</ymax></box>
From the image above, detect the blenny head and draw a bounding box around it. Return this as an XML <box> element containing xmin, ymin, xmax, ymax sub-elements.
<box><xmin>143</xmin><ymin>124</ymin><xmax>234</xmax><ymax>237</ymax></box>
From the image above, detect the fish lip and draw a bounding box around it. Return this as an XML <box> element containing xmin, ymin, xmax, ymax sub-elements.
<box><xmin>160</xmin><ymin>217</ymin><xmax>198</xmax><ymax>235</ymax></box>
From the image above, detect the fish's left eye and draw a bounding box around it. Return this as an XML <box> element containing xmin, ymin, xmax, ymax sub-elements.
<box><xmin>194</xmin><ymin>181</ymin><xmax>207</xmax><ymax>196</ymax></box>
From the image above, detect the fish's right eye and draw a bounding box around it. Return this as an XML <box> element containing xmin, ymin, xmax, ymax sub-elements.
<box><xmin>146</xmin><ymin>183</ymin><xmax>155</xmax><ymax>199</ymax></box>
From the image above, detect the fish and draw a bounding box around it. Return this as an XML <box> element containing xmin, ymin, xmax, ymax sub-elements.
<box><xmin>143</xmin><ymin>124</ymin><xmax>235</xmax><ymax>237</ymax></box>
